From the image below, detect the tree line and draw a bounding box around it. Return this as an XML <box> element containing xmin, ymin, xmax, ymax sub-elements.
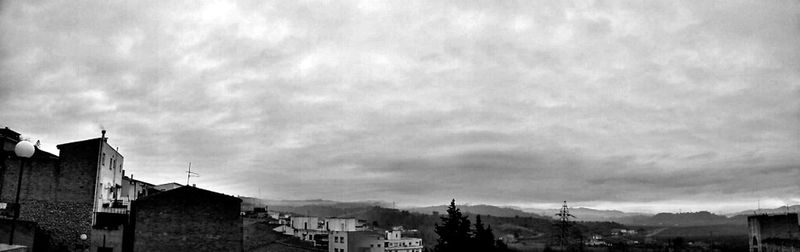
<box><xmin>434</xmin><ymin>199</ymin><xmax>510</xmax><ymax>252</ymax></box>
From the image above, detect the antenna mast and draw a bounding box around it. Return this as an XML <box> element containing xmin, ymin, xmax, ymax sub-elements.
<box><xmin>186</xmin><ymin>162</ymin><xmax>199</xmax><ymax>186</ymax></box>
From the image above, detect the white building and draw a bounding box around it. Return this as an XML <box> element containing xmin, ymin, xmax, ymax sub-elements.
<box><xmin>383</xmin><ymin>231</ymin><xmax>423</xmax><ymax>252</ymax></box>
<box><xmin>289</xmin><ymin>216</ymin><xmax>368</xmax><ymax>243</ymax></box>
<box><xmin>329</xmin><ymin>231</ymin><xmax>384</xmax><ymax>252</ymax></box>
<box><xmin>328</xmin><ymin>230</ymin><xmax>422</xmax><ymax>252</ymax></box>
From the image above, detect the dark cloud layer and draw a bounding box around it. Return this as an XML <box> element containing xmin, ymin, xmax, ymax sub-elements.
<box><xmin>1</xmin><ymin>0</ymin><xmax>798</xmax><ymax>212</ymax></box>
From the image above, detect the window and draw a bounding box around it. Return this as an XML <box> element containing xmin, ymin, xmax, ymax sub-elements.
<box><xmin>101</xmin><ymin>153</ymin><xmax>106</xmax><ymax>166</ymax></box>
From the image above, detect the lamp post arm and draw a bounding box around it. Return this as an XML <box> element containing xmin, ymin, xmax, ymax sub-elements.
<box><xmin>8</xmin><ymin>158</ymin><xmax>25</xmax><ymax>245</ymax></box>
<box><xmin>9</xmin><ymin>141</ymin><xmax>34</xmax><ymax>245</ymax></box>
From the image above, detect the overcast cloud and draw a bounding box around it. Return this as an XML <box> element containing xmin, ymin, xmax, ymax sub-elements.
<box><xmin>1</xmin><ymin>0</ymin><xmax>799</xmax><ymax>213</ymax></box>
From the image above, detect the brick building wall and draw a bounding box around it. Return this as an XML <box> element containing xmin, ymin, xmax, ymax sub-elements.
<box><xmin>1</xmin><ymin>150</ymin><xmax>94</xmax><ymax>251</ymax></box>
<box><xmin>130</xmin><ymin>186</ymin><xmax>243</xmax><ymax>252</ymax></box>
<box><xmin>1</xmin><ymin>154</ymin><xmax>62</xmax><ymax>202</ymax></box>
<box><xmin>55</xmin><ymin>140</ymin><xmax>104</xmax><ymax>204</ymax></box>
<box><xmin>0</xmin><ymin>136</ymin><xmax>113</xmax><ymax>251</ymax></box>
<box><xmin>0</xmin><ymin>138</ymin><xmax>111</xmax><ymax>204</ymax></box>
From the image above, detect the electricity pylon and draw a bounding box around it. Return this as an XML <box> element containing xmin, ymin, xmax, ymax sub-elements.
<box><xmin>555</xmin><ymin>201</ymin><xmax>576</xmax><ymax>251</ymax></box>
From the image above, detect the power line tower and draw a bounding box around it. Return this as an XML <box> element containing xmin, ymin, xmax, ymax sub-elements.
<box><xmin>555</xmin><ymin>201</ymin><xmax>576</xmax><ymax>251</ymax></box>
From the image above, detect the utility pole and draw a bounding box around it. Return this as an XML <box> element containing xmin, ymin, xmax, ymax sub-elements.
<box><xmin>709</xmin><ymin>231</ymin><xmax>714</xmax><ymax>252</ymax></box>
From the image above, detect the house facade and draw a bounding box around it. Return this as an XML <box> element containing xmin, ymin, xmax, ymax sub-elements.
<box><xmin>129</xmin><ymin>186</ymin><xmax>242</xmax><ymax>252</ymax></box>
<box><xmin>328</xmin><ymin>230</ymin><xmax>422</xmax><ymax>252</ymax></box>
<box><xmin>0</xmin><ymin>128</ymin><xmax>127</xmax><ymax>251</ymax></box>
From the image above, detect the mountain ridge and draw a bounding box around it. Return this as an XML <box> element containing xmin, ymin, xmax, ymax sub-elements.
<box><xmin>406</xmin><ymin>204</ymin><xmax>547</xmax><ymax>219</ymax></box>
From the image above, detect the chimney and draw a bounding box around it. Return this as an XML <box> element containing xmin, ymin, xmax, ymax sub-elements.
<box><xmin>101</xmin><ymin>130</ymin><xmax>106</xmax><ymax>142</ymax></box>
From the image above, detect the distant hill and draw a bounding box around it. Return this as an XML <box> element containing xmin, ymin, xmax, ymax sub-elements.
<box><xmin>523</xmin><ymin>207</ymin><xmax>752</xmax><ymax>227</ymax></box>
<box><xmin>263</xmin><ymin>199</ymin><xmax>393</xmax><ymax>217</ymax></box>
<box><xmin>407</xmin><ymin>204</ymin><xmax>546</xmax><ymax>218</ymax></box>
<box><xmin>345</xmin><ymin>206</ymin><xmax>620</xmax><ymax>250</ymax></box>
<box><xmin>730</xmin><ymin>204</ymin><xmax>800</xmax><ymax>217</ymax></box>
<box><xmin>264</xmin><ymin>199</ymin><xmax>392</xmax><ymax>208</ymax></box>
<box><xmin>613</xmin><ymin>211</ymin><xmax>746</xmax><ymax>227</ymax></box>
<box><xmin>646</xmin><ymin>224</ymin><xmax>748</xmax><ymax>238</ymax></box>
<box><xmin>524</xmin><ymin>207</ymin><xmax>649</xmax><ymax>222</ymax></box>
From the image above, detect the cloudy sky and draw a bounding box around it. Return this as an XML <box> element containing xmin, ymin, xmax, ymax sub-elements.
<box><xmin>1</xmin><ymin>0</ymin><xmax>798</xmax><ymax>213</ymax></box>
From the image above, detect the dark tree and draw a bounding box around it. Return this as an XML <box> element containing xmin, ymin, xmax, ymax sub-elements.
<box><xmin>474</xmin><ymin>215</ymin><xmax>496</xmax><ymax>251</ymax></box>
<box><xmin>434</xmin><ymin>199</ymin><xmax>472</xmax><ymax>252</ymax></box>
<box><xmin>495</xmin><ymin>239</ymin><xmax>509</xmax><ymax>252</ymax></box>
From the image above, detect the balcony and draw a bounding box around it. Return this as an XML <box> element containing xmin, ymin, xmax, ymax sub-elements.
<box><xmin>93</xmin><ymin>211</ymin><xmax>128</xmax><ymax>230</ymax></box>
<box><xmin>98</xmin><ymin>200</ymin><xmax>129</xmax><ymax>214</ymax></box>
<box><xmin>94</xmin><ymin>200</ymin><xmax>129</xmax><ymax>229</ymax></box>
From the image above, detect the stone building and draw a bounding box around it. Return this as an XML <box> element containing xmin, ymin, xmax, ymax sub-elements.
<box><xmin>0</xmin><ymin>128</ymin><xmax>126</xmax><ymax>251</ymax></box>
<box><xmin>128</xmin><ymin>185</ymin><xmax>242</xmax><ymax>252</ymax></box>
<box><xmin>748</xmin><ymin>213</ymin><xmax>800</xmax><ymax>252</ymax></box>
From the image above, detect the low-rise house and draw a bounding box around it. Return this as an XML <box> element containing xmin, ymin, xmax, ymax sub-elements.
<box><xmin>120</xmin><ymin>175</ymin><xmax>155</xmax><ymax>207</ymax></box>
<box><xmin>329</xmin><ymin>231</ymin><xmax>384</xmax><ymax>252</ymax></box>
<box><xmin>290</xmin><ymin>216</ymin><xmax>328</xmax><ymax>243</ymax></box>
<box><xmin>0</xmin><ymin>128</ymin><xmax>126</xmax><ymax>251</ymax></box>
<box><xmin>128</xmin><ymin>185</ymin><xmax>242</xmax><ymax>252</ymax></box>
<box><xmin>328</xmin><ymin>230</ymin><xmax>422</xmax><ymax>252</ymax></box>
<box><xmin>273</xmin><ymin>225</ymin><xmax>295</xmax><ymax>236</ymax></box>
<box><xmin>586</xmin><ymin>234</ymin><xmax>608</xmax><ymax>247</ymax></box>
<box><xmin>610</xmin><ymin>228</ymin><xmax>637</xmax><ymax>236</ymax></box>
<box><xmin>383</xmin><ymin>230</ymin><xmax>423</xmax><ymax>252</ymax></box>
<box><xmin>288</xmin><ymin>216</ymin><xmax>369</xmax><ymax>246</ymax></box>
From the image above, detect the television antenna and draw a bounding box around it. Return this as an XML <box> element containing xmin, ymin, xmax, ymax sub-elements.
<box><xmin>187</xmin><ymin>162</ymin><xmax>199</xmax><ymax>185</ymax></box>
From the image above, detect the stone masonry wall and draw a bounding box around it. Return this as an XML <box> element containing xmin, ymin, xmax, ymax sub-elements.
<box><xmin>8</xmin><ymin>199</ymin><xmax>91</xmax><ymax>252</ymax></box>
<box><xmin>1</xmin><ymin>141</ymin><xmax>99</xmax><ymax>251</ymax></box>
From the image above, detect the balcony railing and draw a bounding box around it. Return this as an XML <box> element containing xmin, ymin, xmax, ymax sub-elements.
<box><xmin>93</xmin><ymin>211</ymin><xmax>129</xmax><ymax>230</ymax></box>
<box><xmin>96</xmin><ymin>207</ymin><xmax>129</xmax><ymax>215</ymax></box>
<box><xmin>98</xmin><ymin>199</ymin><xmax>129</xmax><ymax>214</ymax></box>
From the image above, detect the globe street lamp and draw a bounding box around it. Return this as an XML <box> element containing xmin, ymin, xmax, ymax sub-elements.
<box><xmin>78</xmin><ymin>233</ymin><xmax>88</xmax><ymax>252</ymax></box>
<box><xmin>9</xmin><ymin>141</ymin><xmax>34</xmax><ymax>245</ymax></box>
